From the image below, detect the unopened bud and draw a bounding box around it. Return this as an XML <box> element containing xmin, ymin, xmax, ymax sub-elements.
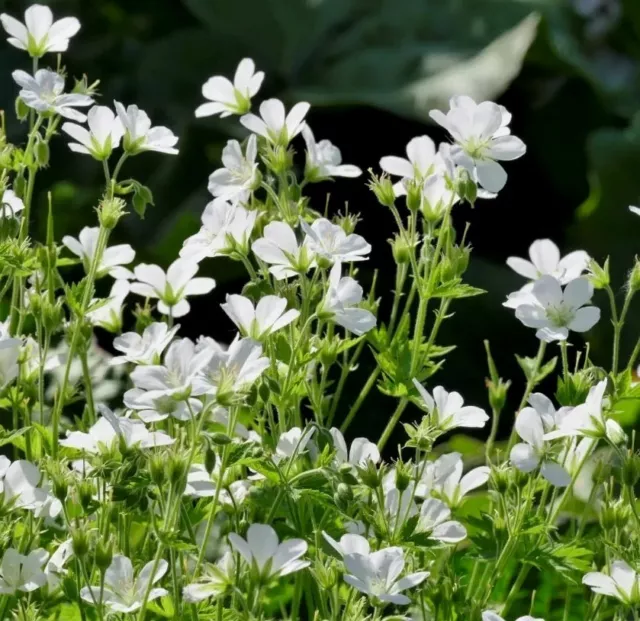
<box><xmin>168</xmin><ymin>453</ymin><xmax>188</xmax><ymax>486</ymax></box>
<box><xmin>394</xmin><ymin>461</ymin><xmax>412</xmax><ymax>492</ymax></box>
<box><xmin>358</xmin><ymin>460</ymin><xmax>381</xmax><ymax>489</ymax></box>
<box><xmin>628</xmin><ymin>259</ymin><xmax>640</xmax><ymax>292</ymax></box>
<box><xmin>588</xmin><ymin>258</ymin><xmax>610</xmax><ymax>289</ymax></box>
<box><xmin>334</xmin><ymin>482</ymin><xmax>353</xmax><ymax>511</ymax></box>
<box><xmin>368</xmin><ymin>173</ymin><xmax>396</xmax><ymax>208</ymax></box>
<box><xmin>621</xmin><ymin>451</ymin><xmax>640</xmax><ymax>486</ymax></box>
<box><xmin>77</xmin><ymin>480</ymin><xmax>95</xmax><ymax>513</ymax></box>
<box><xmin>98</xmin><ymin>197</ymin><xmax>127</xmax><ymax>230</ymax></box>
<box><xmin>211</xmin><ymin>432</ymin><xmax>232</xmax><ymax>446</ymax></box>
<box><xmin>72</xmin><ymin>530</ymin><xmax>90</xmax><ymax>558</ymax></box>
<box><xmin>95</xmin><ymin>538</ymin><xmax>114</xmax><ymax>573</ymax></box>
<box><xmin>390</xmin><ymin>234</ymin><xmax>412</xmax><ymax>265</ymax></box>
<box><xmin>15</xmin><ymin>98</ymin><xmax>29</xmax><ymax>122</ymax></box>
<box><xmin>205</xmin><ymin>446</ymin><xmax>217</xmax><ymax>474</ymax></box>
<box><xmin>149</xmin><ymin>453</ymin><xmax>166</xmax><ymax>487</ymax></box>
<box><xmin>405</xmin><ymin>181</ymin><xmax>422</xmax><ymax>212</ymax></box>
<box><xmin>34</xmin><ymin>135</ymin><xmax>49</xmax><ymax>167</ymax></box>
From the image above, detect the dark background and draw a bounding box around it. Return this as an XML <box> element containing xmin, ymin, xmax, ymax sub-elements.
<box><xmin>2</xmin><ymin>0</ymin><xmax>640</xmax><ymax>449</ymax></box>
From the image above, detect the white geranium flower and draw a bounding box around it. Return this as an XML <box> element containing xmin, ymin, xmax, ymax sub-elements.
<box><xmin>412</xmin><ymin>453</ymin><xmax>462</xmax><ymax>498</ymax></box>
<box><xmin>87</xmin><ymin>280</ymin><xmax>130</xmax><ymax>332</ymax></box>
<box><xmin>114</xmin><ymin>101</ymin><xmax>178</xmax><ymax>155</ymax></box>
<box><xmin>208</xmin><ymin>135</ymin><xmax>259</xmax><ymax>202</ymax></box>
<box><xmin>60</xmin><ymin>405</ymin><xmax>174</xmax><ymax>452</ymax></box>
<box><xmin>1</xmin><ymin>4</ymin><xmax>80</xmax><ymax>56</ymax></box>
<box><xmin>329</xmin><ymin>428</ymin><xmax>380</xmax><ymax>468</ymax></box>
<box><xmin>342</xmin><ymin>546</ymin><xmax>428</xmax><ymax>605</ymax></box>
<box><xmin>433</xmin><ymin>456</ymin><xmax>490</xmax><ymax>508</ymax></box>
<box><xmin>194</xmin><ymin>337</ymin><xmax>269</xmax><ymax>400</ymax></box>
<box><xmin>302</xmin><ymin>126</ymin><xmax>361</xmax><ymax>180</ymax></box>
<box><xmin>545</xmin><ymin>380</ymin><xmax>625</xmax><ymax>443</ymax></box>
<box><xmin>0</xmin><ymin>548</ymin><xmax>48</xmax><ymax>594</ymax></box>
<box><xmin>62</xmin><ymin>226</ymin><xmax>135</xmax><ymax>279</ymax></box>
<box><xmin>131</xmin><ymin>338</ymin><xmax>213</xmax><ymax>399</ymax></box>
<box><xmin>301</xmin><ymin>218</ymin><xmax>371</xmax><ymax>264</ymax></box>
<box><xmin>240</xmin><ymin>99</ymin><xmax>310</xmax><ymax>146</ymax></box>
<box><xmin>417</xmin><ymin>498</ymin><xmax>467</xmax><ymax>543</ymax></box>
<box><xmin>180</xmin><ymin>200</ymin><xmax>257</xmax><ymax>262</ymax></box>
<box><xmin>322</xmin><ymin>532</ymin><xmax>371</xmax><ymax>558</ymax></box>
<box><xmin>1</xmin><ymin>460</ymin><xmax>60</xmax><ymax>518</ymax></box>
<box><xmin>380</xmin><ymin>136</ymin><xmax>445</xmax><ymax>196</ymax></box>
<box><xmin>1</xmin><ymin>189</ymin><xmax>24</xmax><ymax>217</ymax></box>
<box><xmin>184</xmin><ymin>465</ymin><xmax>251</xmax><ymax>503</ymax></box>
<box><xmin>81</xmin><ymin>555</ymin><xmax>168</xmax><ymax>614</ymax></box>
<box><xmin>412</xmin><ymin>379</ymin><xmax>489</xmax><ymax>431</ymax></box>
<box><xmin>183</xmin><ymin>551</ymin><xmax>235</xmax><ymax>603</ymax></box>
<box><xmin>429</xmin><ymin>96</ymin><xmax>526</xmax><ymax>193</ymax></box>
<box><xmin>44</xmin><ymin>540</ymin><xmax>73</xmax><ymax>590</ymax></box>
<box><xmin>124</xmin><ymin>387</ymin><xmax>202</xmax><ymax>423</ymax></box>
<box><xmin>0</xmin><ymin>336</ymin><xmax>21</xmax><ymax>390</ymax></box>
<box><xmin>507</xmin><ymin>239</ymin><xmax>590</xmax><ymax>285</ymax></box>
<box><xmin>62</xmin><ymin>105</ymin><xmax>124</xmax><ymax>160</ymax></box>
<box><xmin>252</xmin><ymin>221</ymin><xmax>315</xmax><ymax>280</ymax></box>
<box><xmin>210</xmin><ymin>406</ymin><xmax>261</xmax><ymax>443</ymax></box>
<box><xmin>510</xmin><ymin>407</ymin><xmax>571</xmax><ymax>487</ymax></box>
<box><xmin>514</xmin><ymin>276</ymin><xmax>600</xmax><ymax>342</ymax></box>
<box><xmin>482</xmin><ymin>613</ymin><xmax>545</xmax><ymax>621</ymax></box>
<box><xmin>419</xmin><ymin>172</ymin><xmax>459</xmax><ymax>222</ymax></box>
<box><xmin>130</xmin><ymin>258</ymin><xmax>216</xmax><ymax>318</ymax></box>
<box><xmin>274</xmin><ymin>427</ymin><xmax>316</xmax><ymax>463</ymax></box>
<box><xmin>228</xmin><ymin>523</ymin><xmax>309</xmax><ymax>579</ymax></box>
<box><xmin>111</xmin><ymin>322</ymin><xmax>179</xmax><ymax>365</ymax></box>
<box><xmin>583</xmin><ymin>560</ymin><xmax>640</xmax><ymax>604</ymax></box>
<box><xmin>196</xmin><ymin>58</ymin><xmax>264</xmax><ymax>118</ymax></box>
<box><xmin>526</xmin><ymin>392</ymin><xmax>572</xmax><ymax>432</ymax></box>
<box><xmin>384</xmin><ymin>486</ymin><xmax>418</xmax><ymax>528</ymax></box>
<box><xmin>221</xmin><ymin>294</ymin><xmax>299</xmax><ymax>339</ymax></box>
<box><xmin>12</xmin><ymin>69</ymin><xmax>93</xmax><ymax>122</ymax></box>
<box><xmin>20</xmin><ymin>336</ymin><xmax>63</xmax><ymax>379</ymax></box>
<box><xmin>320</xmin><ymin>263</ymin><xmax>376</xmax><ymax>336</ymax></box>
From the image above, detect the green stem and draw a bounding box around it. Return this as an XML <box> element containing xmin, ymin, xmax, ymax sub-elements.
<box><xmin>339</xmin><ymin>367</ymin><xmax>381</xmax><ymax>433</ymax></box>
<box><xmin>80</xmin><ymin>350</ymin><xmax>96</xmax><ymax>424</ymax></box>
<box><xmin>377</xmin><ymin>398</ymin><xmax>408</xmax><ymax>451</ymax></box>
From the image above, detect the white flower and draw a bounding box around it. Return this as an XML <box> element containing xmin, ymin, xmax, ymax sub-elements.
<box><xmin>208</xmin><ymin>135</ymin><xmax>259</xmax><ymax>202</ymax></box>
<box><xmin>184</xmin><ymin>465</ymin><xmax>251</xmax><ymax>503</ymax></box>
<box><xmin>62</xmin><ymin>105</ymin><xmax>124</xmax><ymax>160</ymax></box>
<box><xmin>240</xmin><ymin>99</ymin><xmax>310</xmax><ymax>146</ymax></box>
<box><xmin>111</xmin><ymin>322</ymin><xmax>179</xmax><ymax>365</ymax></box>
<box><xmin>1</xmin><ymin>460</ymin><xmax>61</xmax><ymax>518</ymax></box>
<box><xmin>228</xmin><ymin>523</ymin><xmax>309</xmax><ymax>579</ymax></box>
<box><xmin>507</xmin><ymin>239</ymin><xmax>590</xmax><ymax>285</ymax></box>
<box><xmin>180</xmin><ymin>200</ymin><xmax>257</xmax><ymax>262</ymax></box>
<box><xmin>124</xmin><ymin>387</ymin><xmax>202</xmax><ymax>423</ymax></box>
<box><xmin>514</xmin><ymin>276</ymin><xmax>600</xmax><ymax>342</ymax></box>
<box><xmin>0</xmin><ymin>336</ymin><xmax>21</xmax><ymax>390</ymax></box>
<box><xmin>330</xmin><ymin>428</ymin><xmax>380</xmax><ymax>468</ymax></box>
<box><xmin>196</xmin><ymin>58</ymin><xmax>264</xmax><ymax>118</ymax></box>
<box><xmin>429</xmin><ymin>96</ymin><xmax>526</xmax><ymax>193</ymax></box>
<box><xmin>419</xmin><ymin>172</ymin><xmax>458</xmax><ymax>222</ymax></box>
<box><xmin>384</xmin><ymin>486</ymin><xmax>418</xmax><ymax>527</ymax></box>
<box><xmin>1</xmin><ymin>189</ymin><xmax>24</xmax><ymax>217</ymax></box>
<box><xmin>62</xmin><ymin>226</ymin><xmax>135</xmax><ymax>279</ymax></box>
<box><xmin>417</xmin><ymin>498</ymin><xmax>467</xmax><ymax>543</ymax></box>
<box><xmin>342</xmin><ymin>545</ymin><xmax>428</xmax><ymax>605</ymax></box>
<box><xmin>274</xmin><ymin>427</ymin><xmax>316</xmax><ymax>463</ymax></box>
<box><xmin>252</xmin><ymin>221</ymin><xmax>315</xmax><ymax>280</ymax></box>
<box><xmin>12</xmin><ymin>69</ymin><xmax>93</xmax><ymax>122</ymax></box>
<box><xmin>482</xmin><ymin>613</ymin><xmax>545</xmax><ymax>621</ymax></box>
<box><xmin>582</xmin><ymin>560</ymin><xmax>640</xmax><ymax>604</ymax></box>
<box><xmin>0</xmin><ymin>548</ymin><xmax>48</xmax><ymax>594</ymax></box>
<box><xmin>194</xmin><ymin>337</ymin><xmax>269</xmax><ymax>399</ymax></box>
<box><xmin>526</xmin><ymin>392</ymin><xmax>572</xmax><ymax>431</ymax></box>
<box><xmin>183</xmin><ymin>551</ymin><xmax>235</xmax><ymax>603</ymax></box>
<box><xmin>60</xmin><ymin>405</ymin><xmax>174</xmax><ymax>452</ymax></box>
<box><xmin>301</xmin><ymin>218</ymin><xmax>371</xmax><ymax>264</ymax></box>
<box><xmin>433</xmin><ymin>456</ymin><xmax>490</xmax><ymax>508</ymax></box>
<box><xmin>221</xmin><ymin>294</ymin><xmax>299</xmax><ymax>339</ymax></box>
<box><xmin>210</xmin><ymin>407</ymin><xmax>260</xmax><ymax>443</ymax></box>
<box><xmin>380</xmin><ymin>136</ymin><xmax>443</xmax><ymax>196</ymax></box>
<box><xmin>302</xmin><ymin>126</ymin><xmax>361</xmax><ymax>179</ymax></box>
<box><xmin>1</xmin><ymin>4</ymin><xmax>80</xmax><ymax>56</ymax></box>
<box><xmin>320</xmin><ymin>263</ymin><xmax>376</xmax><ymax>336</ymax></box>
<box><xmin>412</xmin><ymin>380</ymin><xmax>489</xmax><ymax>431</ymax></box>
<box><xmin>131</xmin><ymin>338</ymin><xmax>213</xmax><ymax>399</ymax></box>
<box><xmin>545</xmin><ymin>380</ymin><xmax>625</xmax><ymax>443</ymax></box>
<box><xmin>87</xmin><ymin>280</ymin><xmax>130</xmax><ymax>332</ymax></box>
<box><xmin>45</xmin><ymin>540</ymin><xmax>73</xmax><ymax>590</ymax></box>
<box><xmin>130</xmin><ymin>258</ymin><xmax>216</xmax><ymax>318</ymax></box>
<box><xmin>630</xmin><ymin>205</ymin><xmax>640</xmax><ymax>216</ymax></box>
<box><xmin>81</xmin><ymin>555</ymin><xmax>168</xmax><ymax>613</ymax></box>
<box><xmin>114</xmin><ymin>101</ymin><xmax>178</xmax><ymax>155</ymax></box>
<box><xmin>510</xmin><ymin>407</ymin><xmax>571</xmax><ymax>487</ymax></box>
<box><xmin>412</xmin><ymin>453</ymin><xmax>462</xmax><ymax>498</ymax></box>
<box><xmin>322</xmin><ymin>532</ymin><xmax>371</xmax><ymax>558</ymax></box>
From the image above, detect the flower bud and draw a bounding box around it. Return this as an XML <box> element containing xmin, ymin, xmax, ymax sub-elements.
<box><xmin>358</xmin><ymin>460</ymin><xmax>381</xmax><ymax>489</ymax></box>
<box><xmin>13</xmin><ymin>171</ymin><xmax>26</xmax><ymax>200</ymax></box>
<box><xmin>72</xmin><ymin>530</ymin><xmax>90</xmax><ymax>558</ymax></box>
<box><xmin>490</xmin><ymin>465</ymin><xmax>510</xmax><ymax>494</ymax></box>
<box><xmin>627</xmin><ymin>259</ymin><xmax>640</xmax><ymax>293</ymax></box>
<box><xmin>211</xmin><ymin>432</ymin><xmax>232</xmax><ymax>446</ymax></box>
<box><xmin>77</xmin><ymin>480</ymin><xmax>95</xmax><ymax>513</ymax></box>
<box><xmin>334</xmin><ymin>482</ymin><xmax>353</xmax><ymax>511</ymax></box>
<box><xmin>621</xmin><ymin>451</ymin><xmax>640</xmax><ymax>487</ymax></box>
<box><xmin>319</xmin><ymin>338</ymin><xmax>339</xmax><ymax>366</ymax></box>
<box><xmin>265</xmin><ymin>145</ymin><xmax>292</xmax><ymax>175</ymax></box>
<box><xmin>42</xmin><ymin>299</ymin><xmax>64</xmax><ymax>333</ymax></box>
<box><xmin>486</xmin><ymin>377</ymin><xmax>511</xmax><ymax>414</ymax></box>
<box><xmin>368</xmin><ymin>173</ymin><xmax>396</xmax><ymax>208</ymax></box>
<box><xmin>334</xmin><ymin>213</ymin><xmax>359</xmax><ymax>235</ymax></box>
<box><xmin>463</xmin><ymin>179</ymin><xmax>477</xmax><ymax>205</ymax></box>
<box><xmin>34</xmin><ymin>134</ymin><xmax>50</xmax><ymax>167</ymax></box>
<box><xmin>394</xmin><ymin>460</ymin><xmax>413</xmax><ymax>492</ymax></box>
<box><xmin>405</xmin><ymin>181</ymin><xmax>422</xmax><ymax>212</ymax></box>
<box><xmin>205</xmin><ymin>446</ymin><xmax>217</xmax><ymax>474</ymax></box>
<box><xmin>168</xmin><ymin>453</ymin><xmax>188</xmax><ymax>487</ymax></box>
<box><xmin>605</xmin><ymin>419</ymin><xmax>626</xmax><ymax>445</ymax></box>
<box><xmin>390</xmin><ymin>234</ymin><xmax>412</xmax><ymax>265</ymax></box>
<box><xmin>52</xmin><ymin>474</ymin><xmax>68</xmax><ymax>502</ymax></box>
<box><xmin>98</xmin><ymin>197</ymin><xmax>127</xmax><ymax>230</ymax></box>
<box><xmin>313</xmin><ymin>557</ymin><xmax>338</xmax><ymax>590</ymax></box>
<box><xmin>95</xmin><ymin>538</ymin><xmax>114</xmax><ymax>573</ymax></box>
<box><xmin>149</xmin><ymin>453</ymin><xmax>166</xmax><ymax>487</ymax></box>
<box><xmin>588</xmin><ymin>257</ymin><xmax>610</xmax><ymax>289</ymax></box>
<box><xmin>338</xmin><ymin>463</ymin><xmax>359</xmax><ymax>486</ymax></box>
<box><xmin>15</xmin><ymin>97</ymin><xmax>29</xmax><ymax>122</ymax></box>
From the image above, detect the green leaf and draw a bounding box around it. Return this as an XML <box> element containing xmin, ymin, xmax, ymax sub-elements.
<box><xmin>516</xmin><ymin>354</ymin><xmax>557</xmax><ymax>384</ymax></box>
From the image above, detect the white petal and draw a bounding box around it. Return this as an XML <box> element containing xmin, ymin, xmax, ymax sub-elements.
<box><xmin>568</xmin><ymin>306</ymin><xmax>600</xmax><ymax>332</ymax></box>
<box><xmin>540</xmin><ymin>461</ymin><xmax>571</xmax><ymax>487</ymax></box>
<box><xmin>515</xmin><ymin>407</ymin><xmax>544</xmax><ymax>448</ymax></box>
<box><xmin>475</xmin><ymin>159</ymin><xmax>507</xmax><ymax>193</ymax></box>
<box><xmin>563</xmin><ymin>278</ymin><xmax>593</xmax><ymax>309</ymax></box>
<box><xmin>487</xmin><ymin>135</ymin><xmax>526</xmax><ymax>161</ymax></box>
<box><xmin>510</xmin><ymin>443</ymin><xmax>539</xmax><ymax>473</ymax></box>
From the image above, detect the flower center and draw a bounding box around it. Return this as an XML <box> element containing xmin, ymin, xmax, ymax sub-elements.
<box><xmin>546</xmin><ymin>304</ymin><xmax>575</xmax><ymax>327</ymax></box>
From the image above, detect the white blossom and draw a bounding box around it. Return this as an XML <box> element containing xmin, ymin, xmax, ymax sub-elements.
<box><xmin>322</xmin><ymin>532</ymin><xmax>371</xmax><ymax>558</ymax></box>
<box><xmin>417</xmin><ymin>498</ymin><xmax>467</xmax><ymax>543</ymax></box>
<box><xmin>419</xmin><ymin>172</ymin><xmax>458</xmax><ymax>221</ymax></box>
<box><xmin>1</xmin><ymin>4</ymin><xmax>80</xmax><ymax>56</ymax></box>
<box><xmin>111</xmin><ymin>322</ymin><xmax>179</xmax><ymax>365</ymax></box>
<box><xmin>221</xmin><ymin>294</ymin><xmax>299</xmax><ymax>339</ymax></box>
<box><xmin>13</xmin><ymin>69</ymin><xmax>93</xmax><ymax>122</ymax></box>
<box><xmin>183</xmin><ymin>552</ymin><xmax>235</xmax><ymax>602</ymax></box>
<box><xmin>124</xmin><ymin>387</ymin><xmax>202</xmax><ymax>423</ymax></box>
<box><xmin>412</xmin><ymin>380</ymin><xmax>489</xmax><ymax>431</ymax></box>
<box><xmin>329</xmin><ymin>428</ymin><xmax>380</xmax><ymax>468</ymax></box>
<box><xmin>433</xmin><ymin>456</ymin><xmax>490</xmax><ymax>508</ymax></box>
<box><xmin>228</xmin><ymin>524</ymin><xmax>309</xmax><ymax>579</ymax></box>
<box><xmin>240</xmin><ymin>99</ymin><xmax>310</xmax><ymax>146</ymax></box>
<box><xmin>86</xmin><ymin>280</ymin><xmax>130</xmax><ymax>332</ymax></box>
<box><xmin>513</xmin><ymin>276</ymin><xmax>600</xmax><ymax>342</ymax></box>
<box><xmin>208</xmin><ymin>135</ymin><xmax>259</xmax><ymax>202</ymax></box>
<box><xmin>582</xmin><ymin>560</ymin><xmax>640</xmax><ymax>604</ymax></box>
<box><xmin>114</xmin><ymin>101</ymin><xmax>178</xmax><ymax>155</ymax></box>
<box><xmin>252</xmin><ymin>221</ymin><xmax>315</xmax><ymax>280</ymax></box>
<box><xmin>1</xmin><ymin>460</ymin><xmax>61</xmax><ymax>519</ymax></box>
<box><xmin>196</xmin><ymin>58</ymin><xmax>264</xmax><ymax>118</ymax></box>
<box><xmin>274</xmin><ymin>427</ymin><xmax>316</xmax><ymax>463</ymax></box>
<box><xmin>429</xmin><ymin>96</ymin><xmax>526</xmax><ymax>193</ymax></box>
<box><xmin>0</xmin><ymin>548</ymin><xmax>48</xmax><ymax>594</ymax></box>
<box><xmin>320</xmin><ymin>263</ymin><xmax>376</xmax><ymax>336</ymax></box>
<box><xmin>62</xmin><ymin>105</ymin><xmax>124</xmax><ymax>160</ymax></box>
<box><xmin>180</xmin><ymin>200</ymin><xmax>257</xmax><ymax>262</ymax></box>
<box><xmin>81</xmin><ymin>555</ymin><xmax>168</xmax><ymax>613</ymax></box>
<box><xmin>1</xmin><ymin>190</ymin><xmax>24</xmax><ymax>217</ymax></box>
<box><xmin>0</xmin><ymin>336</ymin><xmax>21</xmax><ymax>391</ymax></box>
<box><xmin>301</xmin><ymin>218</ymin><xmax>370</xmax><ymax>264</ymax></box>
<box><xmin>482</xmin><ymin>613</ymin><xmax>545</xmax><ymax>621</ymax></box>
<box><xmin>45</xmin><ymin>540</ymin><xmax>73</xmax><ymax>590</ymax></box>
<box><xmin>62</xmin><ymin>226</ymin><xmax>135</xmax><ymax>279</ymax></box>
<box><xmin>184</xmin><ymin>465</ymin><xmax>251</xmax><ymax>503</ymax></box>
<box><xmin>302</xmin><ymin>126</ymin><xmax>361</xmax><ymax>179</ymax></box>
<box><xmin>130</xmin><ymin>258</ymin><xmax>215</xmax><ymax>318</ymax></box>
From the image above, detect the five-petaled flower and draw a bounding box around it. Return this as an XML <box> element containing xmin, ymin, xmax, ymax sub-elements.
<box><xmin>208</xmin><ymin>135</ymin><xmax>259</xmax><ymax>203</ymax></box>
<box><xmin>0</xmin><ymin>548</ymin><xmax>48</xmax><ymax>594</ymax></box>
<box><xmin>583</xmin><ymin>560</ymin><xmax>640</xmax><ymax>605</ymax></box>
<box><xmin>302</xmin><ymin>126</ymin><xmax>362</xmax><ymax>180</ymax></box>
<box><xmin>221</xmin><ymin>294</ymin><xmax>300</xmax><ymax>340</ymax></box>
<box><xmin>114</xmin><ymin>101</ymin><xmax>179</xmax><ymax>155</ymax></box>
<box><xmin>240</xmin><ymin>98</ymin><xmax>310</xmax><ymax>146</ymax></box>
<box><xmin>62</xmin><ymin>105</ymin><xmax>124</xmax><ymax>160</ymax></box>
<box><xmin>252</xmin><ymin>221</ymin><xmax>315</xmax><ymax>280</ymax></box>
<box><xmin>301</xmin><ymin>218</ymin><xmax>371</xmax><ymax>265</ymax></box>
